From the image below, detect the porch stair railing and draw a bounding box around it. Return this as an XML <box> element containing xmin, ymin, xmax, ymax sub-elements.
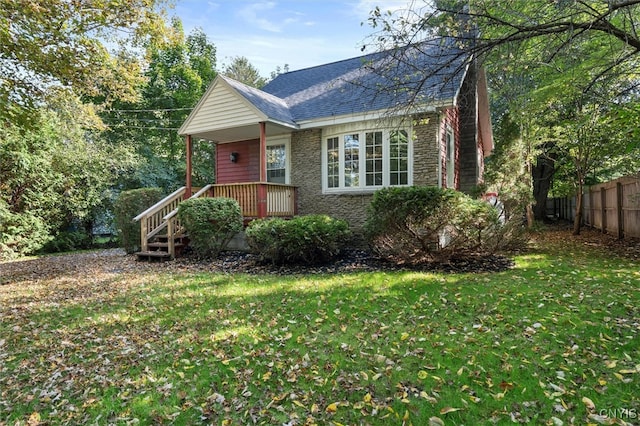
<box><xmin>133</xmin><ymin>183</ymin><xmax>297</xmax><ymax>260</ymax></box>
<box><xmin>133</xmin><ymin>186</ymin><xmax>212</xmax><ymax>260</ymax></box>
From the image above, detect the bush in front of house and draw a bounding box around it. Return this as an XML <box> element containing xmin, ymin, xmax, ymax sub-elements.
<box><xmin>245</xmin><ymin>214</ymin><xmax>351</xmax><ymax>265</ymax></box>
<box><xmin>364</xmin><ymin>186</ymin><xmax>503</xmax><ymax>264</ymax></box>
<box><xmin>113</xmin><ymin>188</ymin><xmax>164</xmax><ymax>254</ymax></box>
<box><xmin>177</xmin><ymin>197</ymin><xmax>243</xmax><ymax>258</ymax></box>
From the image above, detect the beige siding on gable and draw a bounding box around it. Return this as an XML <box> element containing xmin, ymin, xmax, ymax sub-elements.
<box><xmin>181</xmin><ymin>83</ymin><xmax>263</xmax><ymax>135</ymax></box>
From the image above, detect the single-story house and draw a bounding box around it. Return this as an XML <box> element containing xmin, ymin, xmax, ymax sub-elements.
<box><xmin>134</xmin><ymin>37</ymin><xmax>493</xmax><ymax>258</ymax></box>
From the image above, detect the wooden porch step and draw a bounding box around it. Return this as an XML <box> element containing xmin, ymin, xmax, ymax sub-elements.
<box><xmin>154</xmin><ymin>234</ymin><xmax>187</xmax><ymax>241</ymax></box>
<box><xmin>148</xmin><ymin>242</ymin><xmax>185</xmax><ymax>249</ymax></box>
<box><xmin>135</xmin><ymin>251</ymin><xmax>172</xmax><ymax>260</ymax></box>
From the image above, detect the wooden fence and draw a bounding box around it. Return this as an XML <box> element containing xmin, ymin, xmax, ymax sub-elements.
<box><xmin>548</xmin><ymin>175</ymin><xmax>640</xmax><ymax>239</ymax></box>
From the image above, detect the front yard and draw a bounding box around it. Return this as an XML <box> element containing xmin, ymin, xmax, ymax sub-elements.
<box><xmin>0</xmin><ymin>227</ymin><xmax>638</xmax><ymax>425</ymax></box>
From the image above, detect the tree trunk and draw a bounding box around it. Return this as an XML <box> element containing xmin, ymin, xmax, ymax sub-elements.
<box><xmin>532</xmin><ymin>144</ymin><xmax>558</xmax><ymax>221</ymax></box>
<box><xmin>573</xmin><ymin>185</ymin><xmax>583</xmax><ymax>235</ymax></box>
<box><xmin>526</xmin><ymin>203</ymin><xmax>535</xmax><ymax>228</ymax></box>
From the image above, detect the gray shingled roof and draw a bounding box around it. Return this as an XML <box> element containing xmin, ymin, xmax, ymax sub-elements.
<box><xmin>221</xmin><ymin>75</ymin><xmax>296</xmax><ymax>126</ymax></box>
<box><xmin>262</xmin><ymin>38</ymin><xmax>470</xmax><ymax>122</ymax></box>
<box><xmin>224</xmin><ymin>37</ymin><xmax>470</xmax><ymax>125</ymax></box>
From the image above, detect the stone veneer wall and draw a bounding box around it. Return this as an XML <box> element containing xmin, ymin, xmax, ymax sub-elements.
<box><xmin>290</xmin><ymin>116</ymin><xmax>441</xmax><ymax>246</ymax></box>
<box><xmin>412</xmin><ymin>113</ymin><xmax>441</xmax><ymax>187</ymax></box>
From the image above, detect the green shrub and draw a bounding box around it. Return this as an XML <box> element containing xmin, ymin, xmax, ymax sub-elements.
<box><xmin>113</xmin><ymin>188</ymin><xmax>164</xmax><ymax>254</ymax></box>
<box><xmin>177</xmin><ymin>197</ymin><xmax>243</xmax><ymax>258</ymax></box>
<box><xmin>41</xmin><ymin>230</ymin><xmax>92</xmax><ymax>253</ymax></box>
<box><xmin>364</xmin><ymin>186</ymin><xmax>503</xmax><ymax>263</ymax></box>
<box><xmin>245</xmin><ymin>214</ymin><xmax>351</xmax><ymax>265</ymax></box>
<box><xmin>0</xmin><ymin>203</ymin><xmax>51</xmax><ymax>260</ymax></box>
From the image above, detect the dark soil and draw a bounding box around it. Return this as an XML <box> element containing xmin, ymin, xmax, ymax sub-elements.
<box><xmin>175</xmin><ymin>249</ymin><xmax>516</xmax><ymax>275</ymax></box>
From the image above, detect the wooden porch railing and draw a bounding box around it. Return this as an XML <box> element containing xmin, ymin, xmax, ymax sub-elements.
<box><xmin>133</xmin><ymin>187</ymin><xmax>187</xmax><ymax>253</ymax></box>
<box><xmin>212</xmin><ymin>182</ymin><xmax>297</xmax><ymax>218</ymax></box>
<box><xmin>162</xmin><ymin>185</ymin><xmax>213</xmax><ymax>257</ymax></box>
<box><xmin>133</xmin><ymin>183</ymin><xmax>297</xmax><ymax>258</ymax></box>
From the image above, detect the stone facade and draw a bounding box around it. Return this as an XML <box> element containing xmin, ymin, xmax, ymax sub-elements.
<box><xmin>412</xmin><ymin>113</ymin><xmax>441</xmax><ymax>187</ymax></box>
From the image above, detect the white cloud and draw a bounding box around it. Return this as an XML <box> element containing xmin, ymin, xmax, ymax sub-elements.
<box><xmin>237</xmin><ymin>2</ymin><xmax>283</xmax><ymax>33</ymax></box>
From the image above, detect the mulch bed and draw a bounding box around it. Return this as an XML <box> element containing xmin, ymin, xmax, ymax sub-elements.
<box><xmin>178</xmin><ymin>249</ymin><xmax>516</xmax><ymax>275</ymax></box>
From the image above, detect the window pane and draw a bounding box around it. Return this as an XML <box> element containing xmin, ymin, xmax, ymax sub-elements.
<box><xmin>389</xmin><ymin>130</ymin><xmax>409</xmax><ymax>186</ymax></box>
<box><xmin>267</xmin><ymin>144</ymin><xmax>286</xmax><ymax>183</ymax></box>
<box><xmin>400</xmin><ymin>172</ymin><xmax>408</xmax><ymax>185</ymax></box>
<box><xmin>365</xmin><ymin>131</ymin><xmax>382</xmax><ymax>187</ymax></box>
<box><xmin>327</xmin><ymin>137</ymin><xmax>339</xmax><ymax>188</ymax></box>
<box><xmin>344</xmin><ymin>134</ymin><xmax>359</xmax><ymax>187</ymax></box>
<box><xmin>446</xmin><ymin>127</ymin><xmax>455</xmax><ymax>187</ymax></box>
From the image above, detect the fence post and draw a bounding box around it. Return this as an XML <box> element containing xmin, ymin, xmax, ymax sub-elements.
<box><xmin>141</xmin><ymin>218</ymin><xmax>148</xmax><ymax>252</ymax></box>
<box><xmin>600</xmin><ymin>187</ymin><xmax>606</xmax><ymax>234</ymax></box>
<box><xmin>617</xmin><ymin>182</ymin><xmax>624</xmax><ymax>240</ymax></box>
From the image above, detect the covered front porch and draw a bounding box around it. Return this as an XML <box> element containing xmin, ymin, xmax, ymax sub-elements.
<box><xmin>133</xmin><ymin>75</ymin><xmax>302</xmax><ymax>259</ymax></box>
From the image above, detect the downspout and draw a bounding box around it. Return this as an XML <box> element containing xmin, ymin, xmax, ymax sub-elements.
<box><xmin>185</xmin><ymin>134</ymin><xmax>193</xmax><ymax>198</ymax></box>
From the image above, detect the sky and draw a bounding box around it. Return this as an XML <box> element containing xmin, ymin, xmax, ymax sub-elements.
<box><xmin>171</xmin><ymin>0</ymin><xmax>414</xmax><ymax>77</ymax></box>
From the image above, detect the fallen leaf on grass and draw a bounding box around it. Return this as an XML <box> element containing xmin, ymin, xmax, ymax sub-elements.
<box><xmin>440</xmin><ymin>406</ymin><xmax>462</xmax><ymax>414</ymax></box>
<box><xmin>581</xmin><ymin>396</ymin><xmax>595</xmax><ymax>412</ymax></box>
<box><xmin>429</xmin><ymin>416</ymin><xmax>445</xmax><ymax>426</ymax></box>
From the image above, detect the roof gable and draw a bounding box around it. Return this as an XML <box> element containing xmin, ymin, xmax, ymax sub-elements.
<box><xmin>179</xmin><ymin>76</ymin><xmax>265</xmax><ymax>136</ymax></box>
<box><xmin>179</xmin><ymin>76</ymin><xmax>297</xmax><ymax>137</ymax></box>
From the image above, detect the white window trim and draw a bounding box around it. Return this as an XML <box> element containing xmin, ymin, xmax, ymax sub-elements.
<box><xmin>321</xmin><ymin>125</ymin><xmax>413</xmax><ymax>194</ymax></box>
<box><xmin>445</xmin><ymin>125</ymin><xmax>455</xmax><ymax>188</ymax></box>
<box><xmin>266</xmin><ymin>135</ymin><xmax>291</xmax><ymax>184</ymax></box>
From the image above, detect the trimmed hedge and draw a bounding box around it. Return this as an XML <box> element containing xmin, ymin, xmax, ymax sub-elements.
<box><xmin>245</xmin><ymin>214</ymin><xmax>351</xmax><ymax>265</ymax></box>
<box><xmin>364</xmin><ymin>186</ymin><xmax>502</xmax><ymax>263</ymax></box>
<box><xmin>177</xmin><ymin>197</ymin><xmax>243</xmax><ymax>258</ymax></box>
<box><xmin>113</xmin><ymin>188</ymin><xmax>164</xmax><ymax>254</ymax></box>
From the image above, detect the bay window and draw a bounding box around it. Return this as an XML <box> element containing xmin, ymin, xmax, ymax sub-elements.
<box><xmin>324</xmin><ymin>128</ymin><xmax>411</xmax><ymax>192</ymax></box>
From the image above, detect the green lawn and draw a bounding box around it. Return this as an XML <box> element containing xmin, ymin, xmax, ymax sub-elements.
<box><xmin>1</xmin><ymin>231</ymin><xmax>638</xmax><ymax>425</ymax></box>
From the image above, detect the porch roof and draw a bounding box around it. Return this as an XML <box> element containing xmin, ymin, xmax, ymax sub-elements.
<box><xmin>178</xmin><ymin>75</ymin><xmax>299</xmax><ymax>142</ymax></box>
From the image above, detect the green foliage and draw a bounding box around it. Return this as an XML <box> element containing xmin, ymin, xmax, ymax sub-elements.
<box><xmin>0</xmin><ymin>0</ymin><xmax>169</xmax><ymax>125</ymax></box>
<box><xmin>0</xmin><ymin>204</ymin><xmax>51</xmax><ymax>260</ymax></box>
<box><xmin>113</xmin><ymin>188</ymin><xmax>164</xmax><ymax>254</ymax></box>
<box><xmin>222</xmin><ymin>56</ymin><xmax>267</xmax><ymax>88</ymax></box>
<box><xmin>1</xmin><ymin>95</ymin><xmax>132</xmax><ymax>258</ymax></box>
<box><xmin>177</xmin><ymin>197</ymin><xmax>243</xmax><ymax>258</ymax></box>
<box><xmin>100</xmin><ymin>18</ymin><xmax>217</xmax><ymax>192</ymax></box>
<box><xmin>40</xmin><ymin>231</ymin><xmax>93</xmax><ymax>254</ymax></box>
<box><xmin>245</xmin><ymin>215</ymin><xmax>351</xmax><ymax>265</ymax></box>
<box><xmin>365</xmin><ymin>186</ymin><xmax>509</xmax><ymax>263</ymax></box>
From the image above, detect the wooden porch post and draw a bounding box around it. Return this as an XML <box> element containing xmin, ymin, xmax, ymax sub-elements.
<box><xmin>185</xmin><ymin>134</ymin><xmax>193</xmax><ymax>198</ymax></box>
<box><xmin>258</xmin><ymin>122</ymin><xmax>268</xmax><ymax>218</ymax></box>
